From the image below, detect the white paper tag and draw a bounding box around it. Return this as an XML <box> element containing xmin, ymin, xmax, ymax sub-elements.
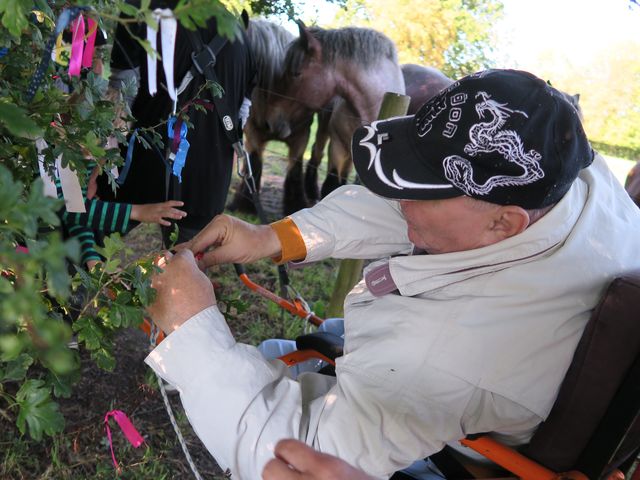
<box><xmin>56</xmin><ymin>156</ymin><xmax>86</xmax><ymax>213</ymax></box>
<box><xmin>36</xmin><ymin>138</ymin><xmax>58</xmax><ymax>198</ymax></box>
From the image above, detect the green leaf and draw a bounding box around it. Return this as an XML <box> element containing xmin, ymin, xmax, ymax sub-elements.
<box><xmin>27</xmin><ymin>179</ymin><xmax>62</xmax><ymax>227</ymax></box>
<box><xmin>73</xmin><ymin>317</ymin><xmax>103</xmax><ymax>350</ymax></box>
<box><xmin>96</xmin><ymin>233</ymin><xmax>125</xmax><ymax>260</ymax></box>
<box><xmin>0</xmin><ymin>0</ymin><xmax>31</xmax><ymax>38</ymax></box>
<box><xmin>0</xmin><ymin>102</ymin><xmax>43</xmax><ymax>139</ymax></box>
<box><xmin>0</xmin><ymin>164</ymin><xmax>23</xmax><ymax>213</ymax></box>
<box><xmin>169</xmin><ymin>224</ymin><xmax>179</xmax><ymax>247</ymax></box>
<box><xmin>117</xmin><ymin>1</ymin><xmax>139</xmax><ymax>17</ymax></box>
<box><xmin>41</xmin><ymin>345</ymin><xmax>77</xmax><ymax>376</ymax></box>
<box><xmin>16</xmin><ymin>380</ymin><xmax>65</xmax><ymax>440</ymax></box>
<box><xmin>2</xmin><ymin>353</ymin><xmax>33</xmax><ymax>381</ymax></box>
<box><xmin>91</xmin><ymin>347</ymin><xmax>116</xmax><ymax>371</ymax></box>
<box><xmin>0</xmin><ymin>276</ymin><xmax>13</xmax><ymax>294</ymax></box>
<box><xmin>83</xmin><ymin>131</ymin><xmax>106</xmax><ymax>158</ymax></box>
<box><xmin>0</xmin><ymin>333</ymin><xmax>28</xmax><ymax>361</ymax></box>
<box><xmin>111</xmin><ymin>303</ymin><xmax>143</xmax><ymax>328</ymax></box>
<box><xmin>47</xmin><ymin>368</ymin><xmax>80</xmax><ymax>398</ymax></box>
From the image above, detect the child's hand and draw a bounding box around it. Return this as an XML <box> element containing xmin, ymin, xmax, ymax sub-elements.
<box><xmin>86</xmin><ymin>166</ymin><xmax>101</xmax><ymax>200</ymax></box>
<box><xmin>131</xmin><ymin>201</ymin><xmax>186</xmax><ymax>226</ymax></box>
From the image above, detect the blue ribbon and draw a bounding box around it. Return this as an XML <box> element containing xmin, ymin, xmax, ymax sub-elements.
<box><xmin>0</xmin><ymin>47</ymin><xmax>8</xmax><ymax>59</ymax></box>
<box><xmin>25</xmin><ymin>6</ymin><xmax>87</xmax><ymax>102</ymax></box>
<box><xmin>167</xmin><ymin>116</ymin><xmax>190</xmax><ymax>183</ymax></box>
<box><xmin>117</xmin><ymin>129</ymin><xmax>138</xmax><ymax>186</ymax></box>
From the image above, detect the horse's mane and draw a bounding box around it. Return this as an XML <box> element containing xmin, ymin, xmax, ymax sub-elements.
<box><xmin>246</xmin><ymin>19</ymin><xmax>294</xmax><ymax>90</ymax></box>
<box><xmin>285</xmin><ymin>26</ymin><xmax>398</xmax><ymax>75</ymax></box>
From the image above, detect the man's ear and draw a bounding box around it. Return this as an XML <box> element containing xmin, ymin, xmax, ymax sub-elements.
<box><xmin>491</xmin><ymin>206</ymin><xmax>530</xmax><ymax>239</ymax></box>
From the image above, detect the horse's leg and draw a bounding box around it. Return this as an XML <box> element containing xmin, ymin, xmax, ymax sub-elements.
<box><xmin>305</xmin><ymin>108</ymin><xmax>331</xmax><ymax>204</ymax></box>
<box><xmin>334</xmin><ymin>136</ymin><xmax>352</xmax><ymax>189</ymax></box>
<box><xmin>227</xmin><ymin>133</ymin><xmax>264</xmax><ymax>214</ymax></box>
<box><xmin>320</xmin><ymin>135</ymin><xmax>347</xmax><ymax>198</ymax></box>
<box><xmin>283</xmin><ymin>126</ymin><xmax>311</xmax><ymax>216</ymax></box>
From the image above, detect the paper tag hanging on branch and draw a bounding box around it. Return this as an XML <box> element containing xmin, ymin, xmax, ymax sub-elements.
<box><xmin>35</xmin><ymin>138</ymin><xmax>86</xmax><ymax>212</ymax></box>
<box><xmin>56</xmin><ymin>156</ymin><xmax>86</xmax><ymax>213</ymax></box>
<box><xmin>36</xmin><ymin>138</ymin><xmax>58</xmax><ymax>198</ymax></box>
<box><xmin>104</xmin><ymin>410</ymin><xmax>145</xmax><ymax>472</ymax></box>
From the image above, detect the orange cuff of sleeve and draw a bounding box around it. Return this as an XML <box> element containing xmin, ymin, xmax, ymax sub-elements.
<box><xmin>270</xmin><ymin>217</ymin><xmax>307</xmax><ymax>264</ymax></box>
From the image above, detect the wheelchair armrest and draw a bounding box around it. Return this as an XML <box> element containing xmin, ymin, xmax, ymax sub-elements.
<box><xmin>295</xmin><ymin>331</ymin><xmax>344</xmax><ymax>361</ymax></box>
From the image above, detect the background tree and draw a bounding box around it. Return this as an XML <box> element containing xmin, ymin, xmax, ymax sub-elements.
<box><xmin>331</xmin><ymin>0</ymin><xmax>504</xmax><ymax>78</ymax></box>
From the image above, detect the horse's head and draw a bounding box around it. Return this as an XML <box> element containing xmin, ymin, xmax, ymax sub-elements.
<box><xmin>278</xmin><ymin>20</ymin><xmax>337</xmax><ymax>111</ymax></box>
<box><xmin>245</xmin><ymin>18</ymin><xmax>314</xmax><ymax>139</ymax></box>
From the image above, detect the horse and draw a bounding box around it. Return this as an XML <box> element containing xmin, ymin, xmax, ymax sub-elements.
<box><xmin>273</xmin><ymin>21</ymin><xmax>406</xmax><ymax>199</ymax></box>
<box><xmin>272</xmin><ymin>25</ymin><xmax>456</xmax><ymax>199</ymax></box>
<box><xmin>227</xmin><ymin>19</ymin><xmax>330</xmax><ymax>216</ymax></box>
<box><xmin>401</xmin><ymin>63</ymin><xmax>453</xmax><ymax>114</ymax></box>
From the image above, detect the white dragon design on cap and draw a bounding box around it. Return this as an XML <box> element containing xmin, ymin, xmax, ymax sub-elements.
<box><xmin>443</xmin><ymin>91</ymin><xmax>544</xmax><ymax>195</ymax></box>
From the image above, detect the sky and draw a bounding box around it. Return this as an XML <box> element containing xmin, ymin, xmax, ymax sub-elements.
<box><xmin>494</xmin><ymin>0</ymin><xmax>640</xmax><ymax>71</ymax></box>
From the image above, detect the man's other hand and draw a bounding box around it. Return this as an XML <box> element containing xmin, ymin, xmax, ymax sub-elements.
<box><xmin>177</xmin><ymin>214</ymin><xmax>282</xmax><ymax>269</ymax></box>
<box><xmin>147</xmin><ymin>250</ymin><xmax>216</xmax><ymax>334</ymax></box>
<box><xmin>262</xmin><ymin>439</ymin><xmax>376</xmax><ymax>480</ymax></box>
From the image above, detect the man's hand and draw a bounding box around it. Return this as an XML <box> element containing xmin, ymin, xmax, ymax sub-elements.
<box><xmin>130</xmin><ymin>201</ymin><xmax>187</xmax><ymax>226</ymax></box>
<box><xmin>178</xmin><ymin>214</ymin><xmax>282</xmax><ymax>269</ymax></box>
<box><xmin>147</xmin><ymin>250</ymin><xmax>216</xmax><ymax>334</ymax></box>
<box><xmin>262</xmin><ymin>440</ymin><xmax>375</xmax><ymax>480</ymax></box>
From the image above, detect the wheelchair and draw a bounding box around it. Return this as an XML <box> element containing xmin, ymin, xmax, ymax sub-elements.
<box><xmin>282</xmin><ymin>270</ymin><xmax>640</xmax><ymax>480</ymax></box>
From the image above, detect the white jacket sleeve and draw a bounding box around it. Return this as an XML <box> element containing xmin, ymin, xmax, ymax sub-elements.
<box><xmin>289</xmin><ymin>185</ymin><xmax>413</xmax><ymax>262</ymax></box>
<box><xmin>146</xmin><ymin>306</ymin><xmax>307</xmax><ymax>479</ymax></box>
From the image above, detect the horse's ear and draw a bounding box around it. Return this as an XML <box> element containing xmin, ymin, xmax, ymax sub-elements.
<box><xmin>296</xmin><ymin>19</ymin><xmax>321</xmax><ymax>59</ymax></box>
<box><xmin>573</xmin><ymin>93</ymin><xmax>580</xmax><ymax>102</ymax></box>
<box><xmin>241</xmin><ymin>9</ymin><xmax>249</xmax><ymax>30</ymax></box>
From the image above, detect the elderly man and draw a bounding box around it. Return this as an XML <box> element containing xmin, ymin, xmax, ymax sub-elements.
<box><xmin>145</xmin><ymin>69</ymin><xmax>640</xmax><ymax>479</ymax></box>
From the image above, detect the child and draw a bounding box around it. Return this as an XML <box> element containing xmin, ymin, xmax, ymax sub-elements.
<box><xmin>56</xmin><ymin>164</ymin><xmax>186</xmax><ymax>269</ymax></box>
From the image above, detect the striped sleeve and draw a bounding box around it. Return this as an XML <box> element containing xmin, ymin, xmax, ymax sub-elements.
<box><xmin>63</xmin><ymin>199</ymin><xmax>136</xmax><ymax>234</ymax></box>
<box><xmin>67</xmin><ymin>225</ymin><xmax>102</xmax><ymax>266</ymax></box>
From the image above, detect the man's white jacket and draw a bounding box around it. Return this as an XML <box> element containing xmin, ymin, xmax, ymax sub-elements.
<box><xmin>146</xmin><ymin>155</ymin><xmax>640</xmax><ymax>479</ymax></box>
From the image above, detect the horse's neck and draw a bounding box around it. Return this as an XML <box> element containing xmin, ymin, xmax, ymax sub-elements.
<box><xmin>333</xmin><ymin>59</ymin><xmax>404</xmax><ymax>123</ymax></box>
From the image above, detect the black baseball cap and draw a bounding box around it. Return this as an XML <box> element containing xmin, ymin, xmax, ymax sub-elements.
<box><xmin>352</xmin><ymin>69</ymin><xmax>594</xmax><ymax>209</ymax></box>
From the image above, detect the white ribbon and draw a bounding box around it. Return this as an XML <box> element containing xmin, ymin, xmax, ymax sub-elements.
<box><xmin>159</xmin><ymin>11</ymin><xmax>177</xmax><ymax>104</ymax></box>
<box><xmin>146</xmin><ymin>8</ymin><xmax>177</xmax><ymax>104</ymax></box>
<box><xmin>146</xmin><ymin>20</ymin><xmax>158</xmax><ymax>96</ymax></box>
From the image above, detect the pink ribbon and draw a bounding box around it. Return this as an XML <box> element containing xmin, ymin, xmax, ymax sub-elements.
<box><xmin>69</xmin><ymin>15</ymin><xmax>97</xmax><ymax>76</ymax></box>
<box><xmin>104</xmin><ymin>410</ymin><xmax>145</xmax><ymax>472</ymax></box>
<box><xmin>69</xmin><ymin>14</ymin><xmax>85</xmax><ymax>77</ymax></box>
<box><xmin>82</xmin><ymin>17</ymin><xmax>98</xmax><ymax>69</ymax></box>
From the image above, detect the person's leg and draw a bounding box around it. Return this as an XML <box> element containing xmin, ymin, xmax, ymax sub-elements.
<box><xmin>318</xmin><ymin>318</ymin><xmax>344</xmax><ymax>337</ymax></box>
<box><xmin>258</xmin><ymin>339</ymin><xmax>326</xmax><ymax>379</ymax></box>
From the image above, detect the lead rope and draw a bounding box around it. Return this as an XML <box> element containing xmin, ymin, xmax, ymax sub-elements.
<box><xmin>285</xmin><ymin>284</ymin><xmax>315</xmax><ymax>335</ymax></box>
<box><xmin>149</xmin><ymin>323</ymin><xmax>204</xmax><ymax>480</ymax></box>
